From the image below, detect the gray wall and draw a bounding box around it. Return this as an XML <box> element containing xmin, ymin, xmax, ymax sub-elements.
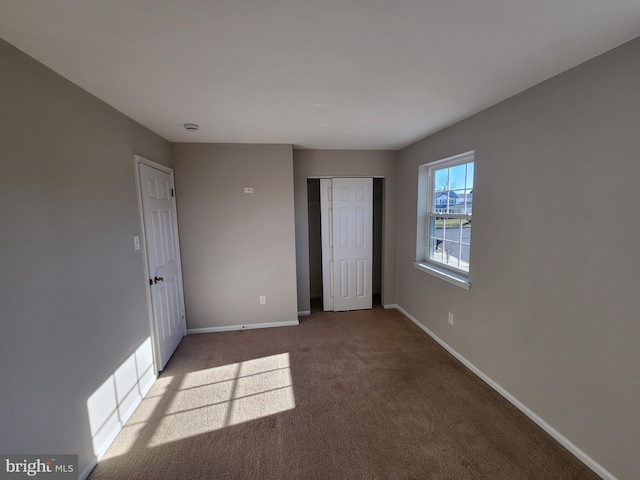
<box><xmin>172</xmin><ymin>143</ymin><xmax>299</xmax><ymax>329</ymax></box>
<box><xmin>0</xmin><ymin>39</ymin><xmax>172</xmax><ymax>474</ymax></box>
<box><xmin>396</xmin><ymin>37</ymin><xmax>640</xmax><ymax>479</ymax></box>
<box><xmin>294</xmin><ymin>150</ymin><xmax>398</xmax><ymax>313</ymax></box>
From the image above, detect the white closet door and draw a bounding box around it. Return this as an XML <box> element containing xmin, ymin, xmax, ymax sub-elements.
<box><xmin>331</xmin><ymin>178</ymin><xmax>373</xmax><ymax>311</ymax></box>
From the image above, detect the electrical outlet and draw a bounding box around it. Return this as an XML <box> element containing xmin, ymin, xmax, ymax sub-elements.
<box><xmin>448</xmin><ymin>313</ymin><xmax>454</xmax><ymax>325</ymax></box>
<box><xmin>260</xmin><ymin>295</ymin><xmax>267</xmax><ymax>305</ymax></box>
<box><xmin>244</xmin><ymin>187</ymin><xmax>254</xmax><ymax>194</ymax></box>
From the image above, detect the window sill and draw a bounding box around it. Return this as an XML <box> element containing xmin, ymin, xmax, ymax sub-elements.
<box><xmin>413</xmin><ymin>262</ymin><xmax>471</xmax><ymax>290</ymax></box>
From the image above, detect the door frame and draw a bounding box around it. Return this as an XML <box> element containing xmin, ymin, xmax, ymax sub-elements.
<box><xmin>133</xmin><ymin>155</ymin><xmax>187</xmax><ymax>374</ymax></box>
<box><xmin>319</xmin><ymin>178</ymin><xmax>334</xmax><ymax>311</ymax></box>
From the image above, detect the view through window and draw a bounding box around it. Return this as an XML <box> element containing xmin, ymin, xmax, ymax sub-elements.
<box><xmin>426</xmin><ymin>153</ymin><xmax>474</xmax><ymax>274</ymax></box>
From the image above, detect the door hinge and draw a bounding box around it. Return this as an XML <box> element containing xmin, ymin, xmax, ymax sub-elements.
<box><xmin>171</xmin><ymin>188</ymin><xmax>174</xmax><ymax>197</ymax></box>
<box><xmin>149</xmin><ymin>279</ymin><xmax>153</xmax><ymax>286</ymax></box>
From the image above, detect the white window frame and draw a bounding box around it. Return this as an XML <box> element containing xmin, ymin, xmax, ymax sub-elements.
<box><xmin>414</xmin><ymin>151</ymin><xmax>474</xmax><ymax>290</ymax></box>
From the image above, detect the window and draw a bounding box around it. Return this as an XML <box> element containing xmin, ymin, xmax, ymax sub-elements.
<box><xmin>415</xmin><ymin>151</ymin><xmax>474</xmax><ymax>288</ymax></box>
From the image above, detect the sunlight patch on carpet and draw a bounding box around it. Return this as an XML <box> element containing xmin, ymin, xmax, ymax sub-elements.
<box><xmin>147</xmin><ymin>353</ymin><xmax>295</xmax><ymax>447</ymax></box>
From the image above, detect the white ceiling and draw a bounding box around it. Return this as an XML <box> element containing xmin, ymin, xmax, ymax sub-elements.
<box><xmin>1</xmin><ymin>1</ymin><xmax>640</xmax><ymax>149</ymax></box>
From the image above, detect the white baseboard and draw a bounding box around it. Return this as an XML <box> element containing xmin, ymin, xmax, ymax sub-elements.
<box><xmin>383</xmin><ymin>303</ymin><xmax>398</xmax><ymax>310</ymax></box>
<box><xmin>188</xmin><ymin>320</ymin><xmax>299</xmax><ymax>334</ymax></box>
<box><xmin>80</xmin><ymin>374</ymin><xmax>156</xmax><ymax>480</ymax></box>
<box><xmin>79</xmin><ymin>455</ymin><xmax>97</xmax><ymax>480</ymax></box>
<box><xmin>298</xmin><ymin>310</ymin><xmax>311</xmax><ymax>316</ymax></box>
<box><xmin>394</xmin><ymin>304</ymin><xmax>616</xmax><ymax>480</ymax></box>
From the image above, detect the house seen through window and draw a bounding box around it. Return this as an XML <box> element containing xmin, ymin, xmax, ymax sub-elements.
<box><xmin>425</xmin><ymin>152</ymin><xmax>474</xmax><ymax>274</ymax></box>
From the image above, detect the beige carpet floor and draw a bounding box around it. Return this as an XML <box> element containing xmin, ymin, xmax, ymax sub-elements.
<box><xmin>88</xmin><ymin>303</ymin><xmax>599</xmax><ymax>480</ymax></box>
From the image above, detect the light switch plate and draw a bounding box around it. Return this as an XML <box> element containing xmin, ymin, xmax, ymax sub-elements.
<box><xmin>244</xmin><ymin>187</ymin><xmax>254</xmax><ymax>194</ymax></box>
<box><xmin>133</xmin><ymin>236</ymin><xmax>141</xmax><ymax>251</ymax></box>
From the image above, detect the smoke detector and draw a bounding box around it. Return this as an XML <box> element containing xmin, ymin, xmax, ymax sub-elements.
<box><xmin>184</xmin><ymin>123</ymin><xmax>199</xmax><ymax>132</ymax></box>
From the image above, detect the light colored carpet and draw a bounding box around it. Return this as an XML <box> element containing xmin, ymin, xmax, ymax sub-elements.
<box><xmin>89</xmin><ymin>304</ymin><xmax>598</xmax><ymax>479</ymax></box>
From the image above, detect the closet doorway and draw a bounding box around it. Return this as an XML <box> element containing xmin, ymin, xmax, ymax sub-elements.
<box><xmin>308</xmin><ymin>178</ymin><xmax>383</xmax><ymax>311</ymax></box>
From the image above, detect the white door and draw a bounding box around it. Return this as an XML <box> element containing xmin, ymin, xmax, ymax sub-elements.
<box><xmin>138</xmin><ymin>162</ymin><xmax>186</xmax><ymax>371</ymax></box>
<box><xmin>321</xmin><ymin>178</ymin><xmax>373</xmax><ymax>311</ymax></box>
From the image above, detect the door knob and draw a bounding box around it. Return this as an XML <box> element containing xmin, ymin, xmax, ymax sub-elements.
<box><xmin>154</xmin><ymin>276</ymin><xmax>164</xmax><ymax>284</ymax></box>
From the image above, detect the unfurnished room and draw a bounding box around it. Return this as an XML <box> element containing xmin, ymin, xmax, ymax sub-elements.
<box><xmin>1</xmin><ymin>1</ymin><xmax>639</xmax><ymax>479</ymax></box>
